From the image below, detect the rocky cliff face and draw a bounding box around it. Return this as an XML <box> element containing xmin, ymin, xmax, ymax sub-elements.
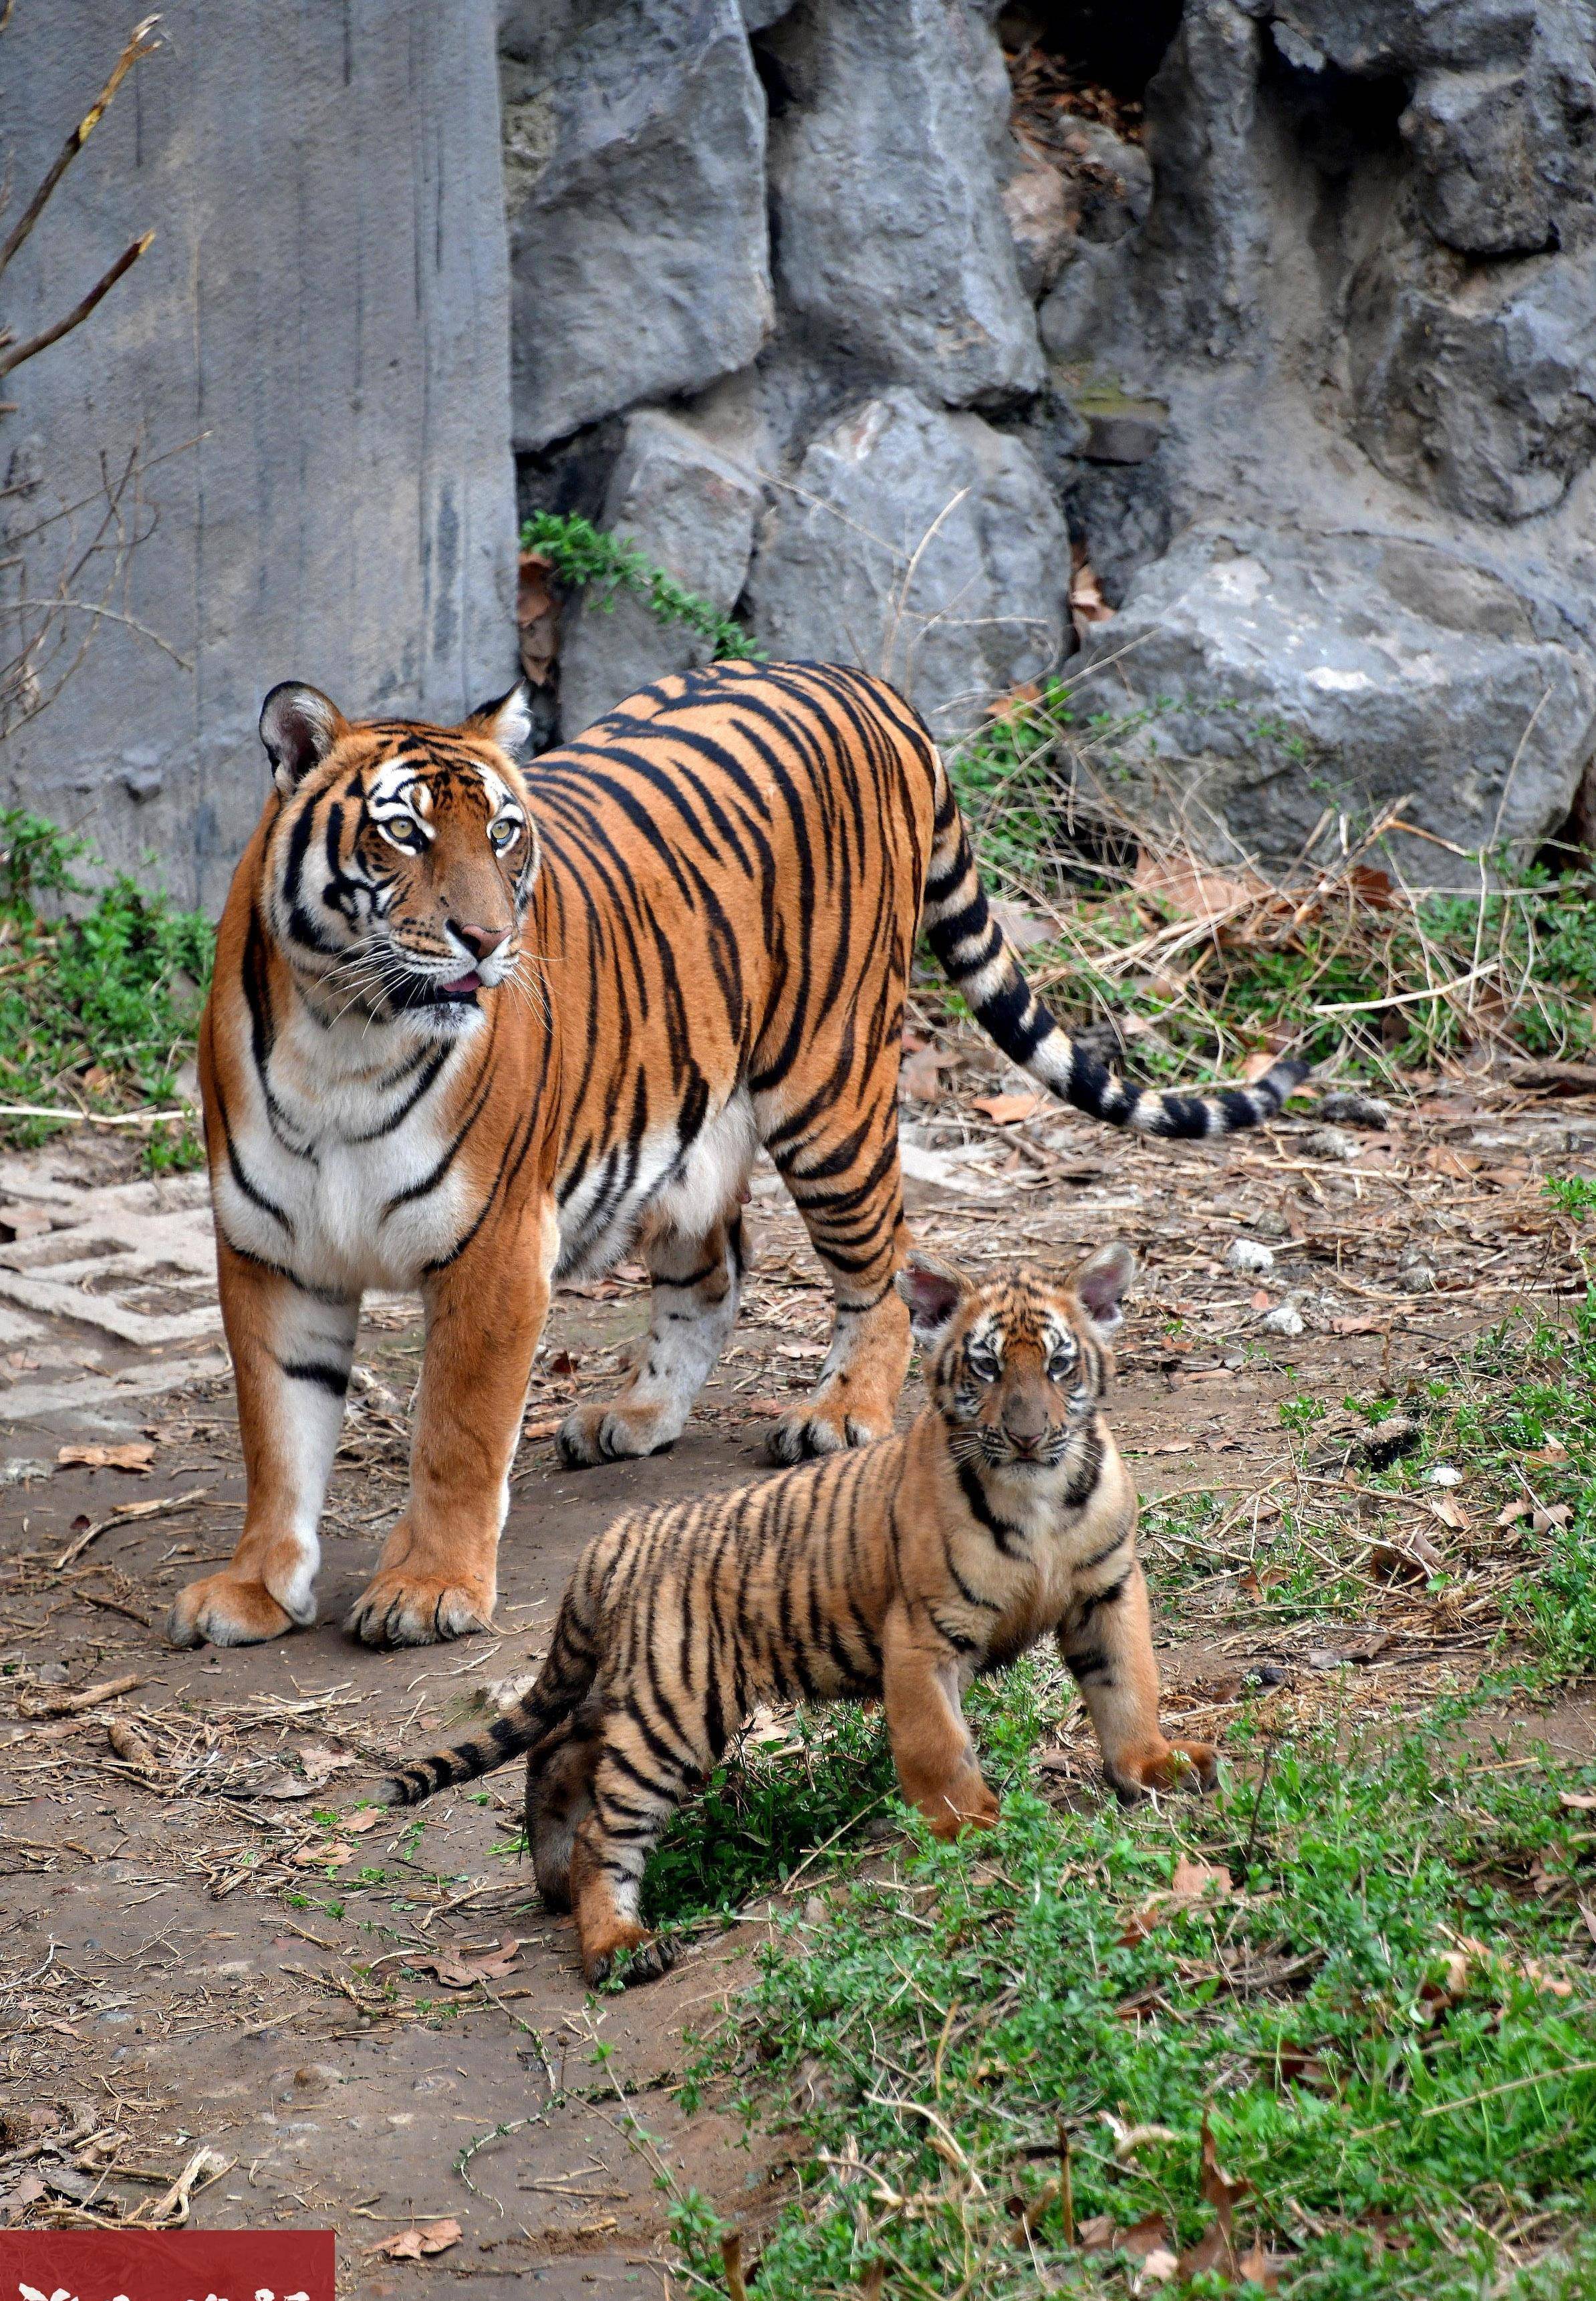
<box><xmin>516</xmin><ymin>0</ymin><xmax>1596</xmax><ymax>882</ymax></box>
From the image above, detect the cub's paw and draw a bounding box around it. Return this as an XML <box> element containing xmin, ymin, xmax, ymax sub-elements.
<box><xmin>766</xmin><ymin>1396</ymin><xmax>888</xmax><ymax>1465</ymax></box>
<box><xmin>924</xmin><ymin>1783</ymin><xmax>1001</xmax><ymax>1841</ymax></box>
<box><xmin>555</xmin><ymin>1399</ymin><xmax>678</xmax><ymax>1468</ymax></box>
<box><xmin>580</xmin><ymin>1922</ymin><xmax>676</xmax><ymax>1990</ymax></box>
<box><xmin>344</xmin><ymin>1572</ymin><xmax>494</xmax><ymax>1649</ymax></box>
<box><xmin>166</xmin><ymin>1572</ymin><xmax>302</xmax><ymax>1650</ymax></box>
<box><xmin>1109</xmin><ymin>1738</ymin><xmax>1219</xmax><ymax>1804</ymax></box>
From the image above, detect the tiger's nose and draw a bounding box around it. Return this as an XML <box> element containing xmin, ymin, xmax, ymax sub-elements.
<box><xmin>1002</xmin><ymin>1399</ymin><xmax>1050</xmax><ymax>1448</ymax></box>
<box><xmin>450</xmin><ymin>919</ymin><xmax>511</xmax><ymax>961</ymax></box>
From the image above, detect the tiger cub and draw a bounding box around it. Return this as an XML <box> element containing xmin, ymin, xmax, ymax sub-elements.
<box><xmin>381</xmin><ymin>1244</ymin><xmax>1214</xmax><ymax>1985</ymax></box>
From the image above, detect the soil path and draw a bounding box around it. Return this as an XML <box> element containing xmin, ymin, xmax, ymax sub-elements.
<box><xmin>0</xmin><ymin>1068</ymin><xmax>1589</xmax><ymax>2289</ymax></box>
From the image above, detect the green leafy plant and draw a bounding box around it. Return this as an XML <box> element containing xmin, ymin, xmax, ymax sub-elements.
<box><xmin>522</xmin><ymin>509</ymin><xmax>763</xmax><ymax>664</ymax></box>
<box><xmin>0</xmin><ymin>805</ymin><xmax>213</xmax><ymax>1162</ymax></box>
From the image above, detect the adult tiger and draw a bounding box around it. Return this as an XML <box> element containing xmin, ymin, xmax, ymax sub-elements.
<box><xmin>169</xmin><ymin>659</ymin><xmax>1305</xmax><ymax>1651</ymax></box>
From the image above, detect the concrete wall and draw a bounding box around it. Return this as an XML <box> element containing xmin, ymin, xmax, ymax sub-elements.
<box><xmin>0</xmin><ymin>1</ymin><xmax>517</xmax><ymax>913</ymax></box>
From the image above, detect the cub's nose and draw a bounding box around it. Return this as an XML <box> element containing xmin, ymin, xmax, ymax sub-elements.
<box><xmin>450</xmin><ymin>919</ymin><xmax>511</xmax><ymax>961</ymax></box>
<box><xmin>1001</xmin><ymin>1398</ymin><xmax>1050</xmax><ymax>1451</ymax></box>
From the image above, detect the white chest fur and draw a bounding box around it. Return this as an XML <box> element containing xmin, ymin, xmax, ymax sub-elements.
<box><xmin>212</xmin><ymin>1000</ymin><xmax>475</xmax><ymax>1295</ymax></box>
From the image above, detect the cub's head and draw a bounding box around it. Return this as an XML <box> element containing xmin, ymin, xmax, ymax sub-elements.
<box><xmin>256</xmin><ymin>680</ymin><xmax>539</xmax><ymax>1031</ymax></box>
<box><xmin>896</xmin><ymin>1244</ymin><xmax>1135</xmax><ymax>1470</ymax></box>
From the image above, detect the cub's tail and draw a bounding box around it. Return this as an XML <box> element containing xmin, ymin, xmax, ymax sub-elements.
<box><xmin>923</xmin><ymin>766</ymin><xmax>1307</xmax><ymax>1136</ymax></box>
<box><xmin>379</xmin><ymin>1595</ymin><xmax>597</xmax><ymax>1807</ymax></box>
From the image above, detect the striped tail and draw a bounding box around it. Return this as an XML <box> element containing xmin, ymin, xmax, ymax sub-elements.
<box><xmin>380</xmin><ymin>1594</ymin><xmax>597</xmax><ymax>1806</ymax></box>
<box><xmin>922</xmin><ymin>769</ymin><xmax>1308</xmax><ymax>1137</ymax></box>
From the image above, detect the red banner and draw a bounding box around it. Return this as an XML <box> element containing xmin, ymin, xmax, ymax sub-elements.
<box><xmin>0</xmin><ymin>2230</ymin><xmax>334</xmax><ymax>2301</ymax></box>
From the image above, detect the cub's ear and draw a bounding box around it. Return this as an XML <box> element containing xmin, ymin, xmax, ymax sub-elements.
<box><xmin>466</xmin><ymin>681</ymin><xmax>533</xmax><ymax>759</ymax></box>
<box><xmin>895</xmin><ymin>1251</ymin><xmax>970</xmax><ymax>1349</ymax></box>
<box><xmin>259</xmin><ymin>683</ymin><xmax>348</xmax><ymax>798</ymax></box>
<box><xmin>1073</xmin><ymin>1242</ymin><xmax>1136</xmax><ymax>1335</ymax></box>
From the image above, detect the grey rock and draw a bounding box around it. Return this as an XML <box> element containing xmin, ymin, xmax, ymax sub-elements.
<box><xmin>1350</xmin><ymin>237</ymin><xmax>1596</xmax><ymax>525</ymax></box>
<box><xmin>1303</xmin><ymin>1127</ymin><xmax>1361</xmax><ymax>1162</ymax></box>
<box><xmin>1260</xmin><ymin>1302</ymin><xmax>1306</xmax><ymax>1337</ymax></box>
<box><xmin>501</xmin><ymin>0</ymin><xmax>773</xmax><ymax>452</ymax></box>
<box><xmin>1072</xmin><ymin>525</ymin><xmax>1596</xmax><ymax>881</ymax></box>
<box><xmin>762</xmin><ymin>0</ymin><xmax>1043</xmax><ymax>407</ymax></box>
<box><xmin>1</xmin><ymin>0</ymin><xmax>516</xmax><ymax>913</ymax></box>
<box><xmin>1400</xmin><ymin>1262</ymin><xmax>1438</xmax><ymax>1294</ymax></box>
<box><xmin>1225</xmin><ymin>1238</ymin><xmax>1275</xmax><ymax>1275</ymax></box>
<box><xmin>1403</xmin><ymin>67</ymin><xmax>1551</xmax><ymax>256</ymax></box>
<box><xmin>557</xmin><ymin>406</ymin><xmax>765</xmax><ymax>738</ymax></box>
<box><xmin>1002</xmin><ymin>150</ymin><xmax>1076</xmax><ymax>300</ymax></box>
<box><xmin>747</xmin><ymin>390</ymin><xmax>1069</xmax><ymax>740</ymax></box>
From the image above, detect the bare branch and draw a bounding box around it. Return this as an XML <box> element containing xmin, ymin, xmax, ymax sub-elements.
<box><xmin>0</xmin><ymin>229</ymin><xmax>153</xmax><ymax>375</ymax></box>
<box><xmin>0</xmin><ymin>13</ymin><xmax>162</xmax><ymax>281</ymax></box>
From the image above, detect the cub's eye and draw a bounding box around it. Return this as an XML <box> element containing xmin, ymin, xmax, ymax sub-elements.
<box><xmin>966</xmin><ymin>1342</ymin><xmax>1001</xmax><ymax>1381</ymax></box>
<box><xmin>489</xmin><ymin>818</ymin><xmax>521</xmax><ymax>852</ymax></box>
<box><xmin>1048</xmin><ymin>1345</ymin><xmax>1077</xmax><ymax>1380</ymax></box>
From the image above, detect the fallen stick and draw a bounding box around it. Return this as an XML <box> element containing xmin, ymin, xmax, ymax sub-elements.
<box><xmin>28</xmin><ymin>1672</ymin><xmax>141</xmax><ymax>1718</ymax></box>
<box><xmin>56</xmin><ymin>1487</ymin><xmax>212</xmax><ymax>1569</ymax></box>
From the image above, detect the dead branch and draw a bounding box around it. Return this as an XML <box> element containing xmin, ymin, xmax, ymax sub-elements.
<box><xmin>0</xmin><ymin>14</ymin><xmax>161</xmax><ymax>280</ymax></box>
<box><xmin>0</xmin><ymin>230</ymin><xmax>153</xmax><ymax>376</ymax></box>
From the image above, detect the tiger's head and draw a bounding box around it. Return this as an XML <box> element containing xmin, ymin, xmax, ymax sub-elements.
<box><xmin>255</xmin><ymin>680</ymin><xmax>539</xmax><ymax>1033</ymax></box>
<box><xmin>897</xmin><ymin>1244</ymin><xmax>1135</xmax><ymax>1470</ymax></box>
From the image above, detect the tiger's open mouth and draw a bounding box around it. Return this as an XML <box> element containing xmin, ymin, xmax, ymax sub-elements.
<box><xmin>435</xmin><ymin>970</ymin><xmax>483</xmax><ymax>1002</ymax></box>
<box><xmin>386</xmin><ymin>964</ymin><xmax>484</xmax><ymax>1012</ymax></box>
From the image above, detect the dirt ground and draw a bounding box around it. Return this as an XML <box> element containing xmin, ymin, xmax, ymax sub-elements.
<box><xmin>1</xmin><ymin>1056</ymin><xmax>1592</xmax><ymax>2293</ymax></box>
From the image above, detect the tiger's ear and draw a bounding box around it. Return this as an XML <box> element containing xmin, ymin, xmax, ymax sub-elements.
<box><xmin>259</xmin><ymin>683</ymin><xmax>348</xmax><ymax>798</ymax></box>
<box><xmin>896</xmin><ymin>1252</ymin><xmax>970</xmax><ymax>1349</ymax></box>
<box><xmin>1072</xmin><ymin>1242</ymin><xmax>1136</xmax><ymax>1335</ymax></box>
<box><xmin>466</xmin><ymin>681</ymin><xmax>533</xmax><ymax>759</ymax></box>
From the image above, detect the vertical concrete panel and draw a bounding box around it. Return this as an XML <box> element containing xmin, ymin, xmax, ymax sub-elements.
<box><xmin>0</xmin><ymin>1</ymin><xmax>516</xmax><ymax>910</ymax></box>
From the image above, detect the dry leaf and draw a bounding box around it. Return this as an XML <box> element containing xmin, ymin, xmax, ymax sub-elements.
<box><xmin>1559</xmin><ymin>1790</ymin><xmax>1596</xmax><ymax>1811</ymax></box>
<box><xmin>1497</xmin><ymin>1498</ymin><xmax>1531</xmax><ymax>1528</ymax></box>
<box><xmin>344</xmin><ymin>1807</ymin><xmax>386</xmax><ymax>1835</ymax></box>
<box><xmin>1138</xmin><ymin>2250</ymin><xmax>1179</xmax><ymax>2288</ymax></box>
<box><xmin>1117</xmin><ymin>2213</ymin><xmax>1174</xmax><ymax>2262</ymax></box>
<box><xmin>1076</xmin><ymin>2212</ymin><xmax>1116</xmax><ymax>2250</ymax></box>
<box><xmin>297</xmin><ymin>1742</ymin><xmax>356</xmax><ymax>1787</ymax></box>
<box><xmin>290</xmin><ymin>1841</ymin><xmax>354</xmax><ymax>1869</ymax></box>
<box><xmin>1425</xmin><ymin>1145</ymin><xmax>1481</xmax><ymax>1179</ymax></box>
<box><xmin>901</xmin><ymin>1045</ymin><xmax>954</xmax><ymax>1102</ymax></box>
<box><xmin>1120</xmin><ymin>1855</ymin><xmax>1233</xmax><ymax>1943</ymax></box>
<box><xmin>970</xmin><ymin>1091</ymin><xmax>1047</xmax><ymax>1125</ymax></box>
<box><xmin>1428</xmin><ymin>1492</ymin><xmax>1469</xmax><ymax>1532</ymax></box>
<box><xmin>367</xmin><ymin>2217</ymin><xmax>464</xmax><ymax>2262</ymax></box>
<box><xmin>1132</xmin><ymin>852</ymin><xmax>1271</xmax><ymax>926</ymax></box>
<box><xmin>409</xmin><ymin>1933</ymin><xmax>525</xmax><ymax>1989</ymax></box>
<box><xmin>1237</xmin><ymin>2236</ymin><xmax>1279</xmax><ymax>2290</ymax></box>
<box><xmin>1068</xmin><ymin>550</ymin><xmax>1113</xmax><ymax>630</ymax></box>
<box><xmin>988</xmin><ymin>898</ymin><xmax>1054</xmax><ymax>953</ymax></box>
<box><xmin>1533</xmin><ymin>1502</ymin><xmax>1573</xmax><ymax>1534</ymax></box>
<box><xmin>1333</xmin><ymin>1315</ymin><xmax>1388</xmax><ymax>1337</ymax></box>
<box><xmin>57</xmin><ymin>1442</ymin><xmax>154</xmax><ymax>1473</ymax></box>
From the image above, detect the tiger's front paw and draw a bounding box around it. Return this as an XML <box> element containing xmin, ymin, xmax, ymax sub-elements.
<box><xmin>167</xmin><ymin>1571</ymin><xmax>303</xmax><ymax>1650</ymax></box>
<box><xmin>1109</xmin><ymin>1738</ymin><xmax>1219</xmax><ymax>1804</ymax></box>
<box><xmin>555</xmin><ymin>1397</ymin><xmax>680</xmax><ymax>1468</ymax></box>
<box><xmin>345</xmin><ymin>1571</ymin><xmax>495</xmax><ymax>1649</ymax></box>
<box><xmin>765</xmin><ymin>1394</ymin><xmax>890</xmax><ymax>1465</ymax></box>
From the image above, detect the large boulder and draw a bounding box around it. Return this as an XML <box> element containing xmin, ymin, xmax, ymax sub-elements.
<box><xmin>557</xmin><ymin>404</ymin><xmax>765</xmax><ymax>737</ymax></box>
<box><xmin>761</xmin><ymin>0</ymin><xmax>1043</xmax><ymax>408</ymax></box>
<box><xmin>1349</xmin><ymin>239</ymin><xmax>1596</xmax><ymax>526</ymax></box>
<box><xmin>1073</xmin><ymin>525</ymin><xmax>1596</xmax><ymax>882</ymax></box>
<box><xmin>746</xmin><ymin>390</ymin><xmax>1069</xmax><ymax>740</ymax></box>
<box><xmin>500</xmin><ymin>0</ymin><xmax>773</xmax><ymax>451</ymax></box>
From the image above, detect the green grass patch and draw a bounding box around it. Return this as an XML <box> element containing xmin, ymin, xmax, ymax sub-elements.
<box><xmin>0</xmin><ymin>807</ymin><xmax>211</xmax><ymax>1164</ymax></box>
<box><xmin>681</xmin><ymin>1691</ymin><xmax>1596</xmax><ymax>2300</ymax></box>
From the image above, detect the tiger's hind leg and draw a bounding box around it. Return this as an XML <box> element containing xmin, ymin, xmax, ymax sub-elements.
<box><xmin>557</xmin><ymin>1096</ymin><xmax>756</xmax><ymax>1466</ymax></box>
<box><xmin>762</xmin><ymin>1084</ymin><xmax>912</xmax><ymax>1464</ymax></box>
<box><xmin>568</xmin><ymin>1727</ymin><xmax>699</xmax><ymax>1987</ymax></box>
<box><xmin>525</xmin><ymin>1718</ymin><xmax>600</xmax><ymax>1911</ymax></box>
